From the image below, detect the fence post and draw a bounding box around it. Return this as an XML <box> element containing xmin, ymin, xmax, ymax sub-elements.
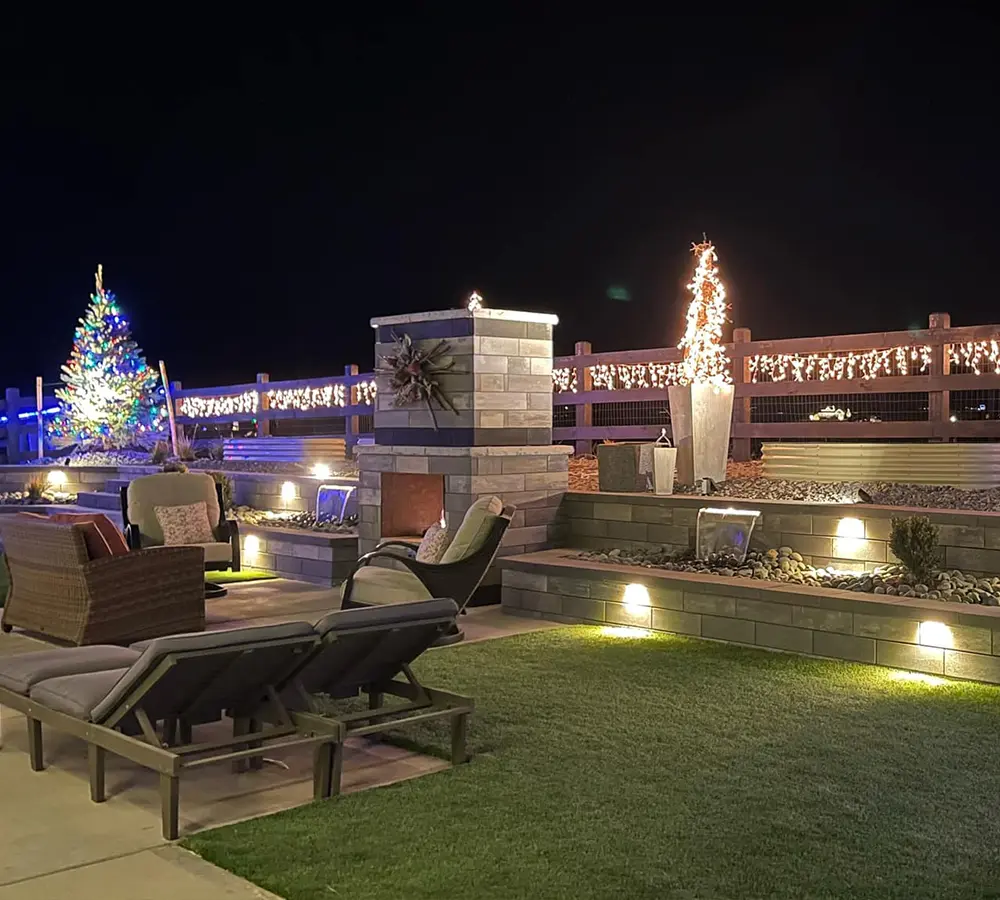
<box><xmin>573</xmin><ymin>341</ymin><xmax>592</xmax><ymax>455</ymax></box>
<box><xmin>256</xmin><ymin>373</ymin><xmax>271</xmax><ymax>437</ymax></box>
<box><xmin>731</xmin><ymin>327</ymin><xmax>752</xmax><ymax>461</ymax></box>
<box><xmin>344</xmin><ymin>364</ymin><xmax>360</xmax><ymax>455</ymax></box>
<box><xmin>4</xmin><ymin>388</ymin><xmax>21</xmax><ymax>463</ymax></box>
<box><xmin>35</xmin><ymin>376</ymin><xmax>44</xmax><ymax>459</ymax></box>
<box><xmin>927</xmin><ymin>313</ymin><xmax>951</xmax><ymax>440</ymax></box>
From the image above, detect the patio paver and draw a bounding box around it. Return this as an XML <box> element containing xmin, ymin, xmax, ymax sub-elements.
<box><xmin>0</xmin><ymin>581</ymin><xmax>554</xmax><ymax>897</ymax></box>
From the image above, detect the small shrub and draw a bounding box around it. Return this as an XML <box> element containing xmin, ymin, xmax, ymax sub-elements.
<box><xmin>210</xmin><ymin>471</ymin><xmax>234</xmax><ymax>512</ymax></box>
<box><xmin>26</xmin><ymin>475</ymin><xmax>46</xmax><ymax>502</ymax></box>
<box><xmin>174</xmin><ymin>430</ymin><xmax>196</xmax><ymax>462</ymax></box>
<box><xmin>150</xmin><ymin>440</ymin><xmax>170</xmax><ymax>464</ymax></box>
<box><xmin>162</xmin><ymin>461</ymin><xmax>189</xmax><ymax>474</ymax></box>
<box><xmin>889</xmin><ymin>515</ymin><xmax>941</xmax><ymax>582</ymax></box>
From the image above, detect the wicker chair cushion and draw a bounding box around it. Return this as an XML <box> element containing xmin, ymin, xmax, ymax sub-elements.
<box><xmin>416</xmin><ymin>523</ymin><xmax>450</xmax><ymax>562</ymax></box>
<box><xmin>439</xmin><ymin>496</ymin><xmax>503</xmax><ymax>564</ymax></box>
<box><xmin>0</xmin><ymin>645</ymin><xmax>141</xmax><ymax>695</ymax></box>
<box><xmin>30</xmin><ymin>668</ymin><xmax>130</xmax><ymax>720</ymax></box>
<box><xmin>127</xmin><ymin>473</ymin><xmax>221</xmax><ymax>547</ymax></box>
<box><xmin>16</xmin><ymin>512</ymin><xmax>111</xmax><ymax>560</ymax></box>
<box><xmin>339</xmin><ymin>565</ymin><xmax>434</xmax><ymax>606</ymax></box>
<box><xmin>47</xmin><ymin>513</ymin><xmax>129</xmax><ymax>556</ymax></box>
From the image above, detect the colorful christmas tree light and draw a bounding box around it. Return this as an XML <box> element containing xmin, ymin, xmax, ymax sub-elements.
<box><xmin>677</xmin><ymin>241</ymin><xmax>732</xmax><ymax>386</ymax></box>
<box><xmin>48</xmin><ymin>265</ymin><xmax>165</xmax><ymax>447</ymax></box>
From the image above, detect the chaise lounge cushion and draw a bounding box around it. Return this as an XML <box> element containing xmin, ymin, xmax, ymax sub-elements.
<box><xmin>0</xmin><ymin>645</ymin><xmax>141</xmax><ymax>695</ymax></box>
<box><xmin>31</xmin><ymin>668</ymin><xmax>131</xmax><ymax>719</ymax></box>
<box><xmin>339</xmin><ymin>565</ymin><xmax>434</xmax><ymax>607</ymax></box>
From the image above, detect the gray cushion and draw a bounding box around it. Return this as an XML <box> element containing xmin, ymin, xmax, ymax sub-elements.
<box><xmin>0</xmin><ymin>646</ymin><xmax>141</xmax><ymax>696</ymax></box>
<box><xmin>30</xmin><ymin>669</ymin><xmax>131</xmax><ymax>720</ymax></box>
<box><xmin>91</xmin><ymin>621</ymin><xmax>316</xmax><ymax>724</ymax></box>
<box><xmin>314</xmin><ymin>598</ymin><xmax>458</xmax><ymax>635</ymax></box>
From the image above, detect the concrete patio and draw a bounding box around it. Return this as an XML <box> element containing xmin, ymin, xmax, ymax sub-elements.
<box><xmin>0</xmin><ymin>581</ymin><xmax>559</xmax><ymax>898</ymax></box>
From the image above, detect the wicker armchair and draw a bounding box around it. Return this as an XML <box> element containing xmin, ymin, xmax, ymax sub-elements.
<box><xmin>0</xmin><ymin>516</ymin><xmax>205</xmax><ymax>646</ymax></box>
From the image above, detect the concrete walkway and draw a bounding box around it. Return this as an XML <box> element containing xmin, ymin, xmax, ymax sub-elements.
<box><xmin>0</xmin><ymin>584</ymin><xmax>558</xmax><ymax>898</ymax></box>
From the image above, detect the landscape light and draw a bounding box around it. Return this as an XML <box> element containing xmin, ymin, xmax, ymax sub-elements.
<box><xmin>280</xmin><ymin>481</ymin><xmax>297</xmax><ymax>504</ymax></box>
<box><xmin>917</xmin><ymin>621</ymin><xmax>953</xmax><ymax>649</ymax></box>
<box><xmin>45</xmin><ymin>469</ymin><xmax>68</xmax><ymax>488</ymax></box>
<box><xmin>243</xmin><ymin>534</ymin><xmax>261</xmax><ymax>564</ymax></box>
<box><xmin>311</xmin><ymin>463</ymin><xmax>332</xmax><ymax>480</ymax></box>
<box><xmin>622</xmin><ymin>583</ymin><xmax>651</xmax><ymax>616</ymax></box>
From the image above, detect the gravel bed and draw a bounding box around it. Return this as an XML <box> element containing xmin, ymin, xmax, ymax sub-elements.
<box><xmin>0</xmin><ymin>491</ymin><xmax>77</xmax><ymax>505</ymax></box>
<box><xmin>578</xmin><ymin>544</ymin><xmax>1000</xmax><ymax>605</ymax></box>
<box><xmin>675</xmin><ymin>477</ymin><xmax>1000</xmax><ymax>512</ymax></box>
<box><xmin>232</xmin><ymin>506</ymin><xmax>357</xmax><ymax>534</ymax></box>
<box><xmin>25</xmin><ymin>451</ymin><xmax>358</xmax><ymax>478</ymax></box>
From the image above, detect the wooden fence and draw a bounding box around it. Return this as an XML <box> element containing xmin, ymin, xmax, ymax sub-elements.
<box><xmin>9</xmin><ymin>312</ymin><xmax>1000</xmax><ymax>462</ymax></box>
<box><xmin>551</xmin><ymin>313</ymin><xmax>1000</xmax><ymax>457</ymax></box>
<box><xmin>170</xmin><ymin>366</ymin><xmax>376</xmax><ymax>453</ymax></box>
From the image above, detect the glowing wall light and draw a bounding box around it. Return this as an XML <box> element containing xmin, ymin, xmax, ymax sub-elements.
<box><xmin>45</xmin><ymin>469</ymin><xmax>68</xmax><ymax>488</ymax></box>
<box><xmin>623</xmin><ymin>583</ymin><xmax>651</xmax><ymax>616</ymax></box>
<box><xmin>243</xmin><ymin>534</ymin><xmax>261</xmax><ymax>565</ymax></box>
<box><xmin>833</xmin><ymin>516</ymin><xmax>866</xmax><ymax>557</ymax></box>
<box><xmin>280</xmin><ymin>481</ymin><xmax>297</xmax><ymax>504</ymax></box>
<box><xmin>917</xmin><ymin>620</ymin><xmax>953</xmax><ymax>649</ymax></box>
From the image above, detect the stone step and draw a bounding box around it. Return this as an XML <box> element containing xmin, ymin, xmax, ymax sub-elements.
<box><xmin>75</xmin><ymin>491</ymin><xmax>122</xmax><ymax>512</ymax></box>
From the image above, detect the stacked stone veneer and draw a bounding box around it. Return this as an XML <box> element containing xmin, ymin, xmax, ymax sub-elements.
<box><xmin>0</xmin><ymin>465</ymin><xmax>116</xmax><ymax>495</ymax></box>
<box><xmin>563</xmin><ymin>492</ymin><xmax>1000</xmax><ymax>577</ymax></box>
<box><xmin>355</xmin><ymin>444</ymin><xmax>570</xmax><ymax>557</ymax></box>
<box><xmin>360</xmin><ymin>308</ymin><xmax>570</xmax><ymax>561</ymax></box>
<box><xmin>372</xmin><ymin>309</ymin><xmax>557</xmax><ymax>446</ymax></box>
<box><xmin>238</xmin><ymin>524</ymin><xmax>357</xmax><ymax>586</ymax></box>
<box><xmin>501</xmin><ymin>551</ymin><xmax>1000</xmax><ymax>685</ymax></box>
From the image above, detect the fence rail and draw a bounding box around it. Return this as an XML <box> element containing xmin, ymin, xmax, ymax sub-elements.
<box><xmin>9</xmin><ymin>311</ymin><xmax>1000</xmax><ymax>463</ymax></box>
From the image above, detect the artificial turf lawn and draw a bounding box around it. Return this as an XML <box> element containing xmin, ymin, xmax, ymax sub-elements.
<box><xmin>204</xmin><ymin>568</ymin><xmax>277</xmax><ymax>584</ymax></box>
<box><xmin>185</xmin><ymin>627</ymin><xmax>1000</xmax><ymax>900</ymax></box>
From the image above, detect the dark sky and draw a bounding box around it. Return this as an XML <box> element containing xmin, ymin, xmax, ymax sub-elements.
<box><xmin>2</xmin><ymin>8</ymin><xmax>997</xmax><ymax>389</ymax></box>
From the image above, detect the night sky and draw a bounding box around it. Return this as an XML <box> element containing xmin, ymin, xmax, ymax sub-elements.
<box><xmin>2</xmin><ymin>9</ymin><xmax>996</xmax><ymax>389</ymax></box>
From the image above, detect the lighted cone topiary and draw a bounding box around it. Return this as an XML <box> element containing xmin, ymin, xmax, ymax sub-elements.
<box><xmin>667</xmin><ymin>241</ymin><xmax>734</xmax><ymax>485</ymax></box>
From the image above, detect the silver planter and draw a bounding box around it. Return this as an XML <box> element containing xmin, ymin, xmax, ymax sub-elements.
<box><xmin>667</xmin><ymin>383</ymin><xmax>734</xmax><ymax>486</ymax></box>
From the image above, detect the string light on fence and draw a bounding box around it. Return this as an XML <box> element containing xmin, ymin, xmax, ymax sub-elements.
<box><xmin>177</xmin><ymin>390</ymin><xmax>258</xmax><ymax>419</ymax></box>
<box><xmin>552</xmin><ymin>368</ymin><xmax>578</xmax><ymax>393</ymax></box>
<box><xmin>266</xmin><ymin>384</ymin><xmax>345</xmax><ymax>411</ymax></box>
<box><xmin>950</xmin><ymin>340</ymin><xmax>1000</xmax><ymax>375</ymax></box>
<box><xmin>467</xmin><ymin>290</ymin><xmax>484</xmax><ymax>312</ymax></box>
<box><xmin>590</xmin><ymin>362</ymin><xmax>682</xmax><ymax>391</ymax></box>
<box><xmin>748</xmin><ymin>346</ymin><xmax>932</xmax><ymax>383</ymax></box>
<box><xmin>355</xmin><ymin>380</ymin><xmax>378</xmax><ymax>405</ymax></box>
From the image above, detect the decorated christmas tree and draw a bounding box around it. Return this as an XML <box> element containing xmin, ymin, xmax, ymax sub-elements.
<box><xmin>48</xmin><ymin>265</ymin><xmax>165</xmax><ymax>447</ymax></box>
<box><xmin>677</xmin><ymin>241</ymin><xmax>732</xmax><ymax>386</ymax></box>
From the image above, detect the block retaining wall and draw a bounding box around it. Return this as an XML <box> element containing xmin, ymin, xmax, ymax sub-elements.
<box><xmin>238</xmin><ymin>524</ymin><xmax>357</xmax><ymax>586</ymax></box>
<box><xmin>500</xmin><ymin>550</ymin><xmax>1000</xmax><ymax>685</ymax></box>
<box><xmin>562</xmin><ymin>491</ymin><xmax>1000</xmax><ymax>576</ymax></box>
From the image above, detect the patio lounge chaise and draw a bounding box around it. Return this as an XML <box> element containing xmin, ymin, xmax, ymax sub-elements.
<box><xmin>0</xmin><ymin>599</ymin><xmax>472</xmax><ymax>839</ymax></box>
<box><xmin>341</xmin><ymin>496</ymin><xmax>514</xmax><ymax>644</ymax></box>
<box><xmin>284</xmin><ymin>598</ymin><xmax>473</xmax><ymax>790</ymax></box>
<box><xmin>0</xmin><ymin>514</ymin><xmax>205</xmax><ymax>645</ymax></box>
<box><xmin>121</xmin><ymin>472</ymin><xmax>240</xmax><ymax>599</ymax></box>
<box><xmin>0</xmin><ymin>622</ymin><xmax>334</xmax><ymax>839</ymax></box>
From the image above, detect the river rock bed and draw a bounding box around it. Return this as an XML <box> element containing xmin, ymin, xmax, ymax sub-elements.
<box><xmin>0</xmin><ymin>491</ymin><xmax>77</xmax><ymax>506</ymax></box>
<box><xmin>578</xmin><ymin>545</ymin><xmax>1000</xmax><ymax>605</ymax></box>
<box><xmin>232</xmin><ymin>506</ymin><xmax>357</xmax><ymax>534</ymax></box>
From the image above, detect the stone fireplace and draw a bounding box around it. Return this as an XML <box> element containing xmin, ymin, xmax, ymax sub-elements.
<box><xmin>356</xmin><ymin>308</ymin><xmax>571</xmax><ymax>565</ymax></box>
